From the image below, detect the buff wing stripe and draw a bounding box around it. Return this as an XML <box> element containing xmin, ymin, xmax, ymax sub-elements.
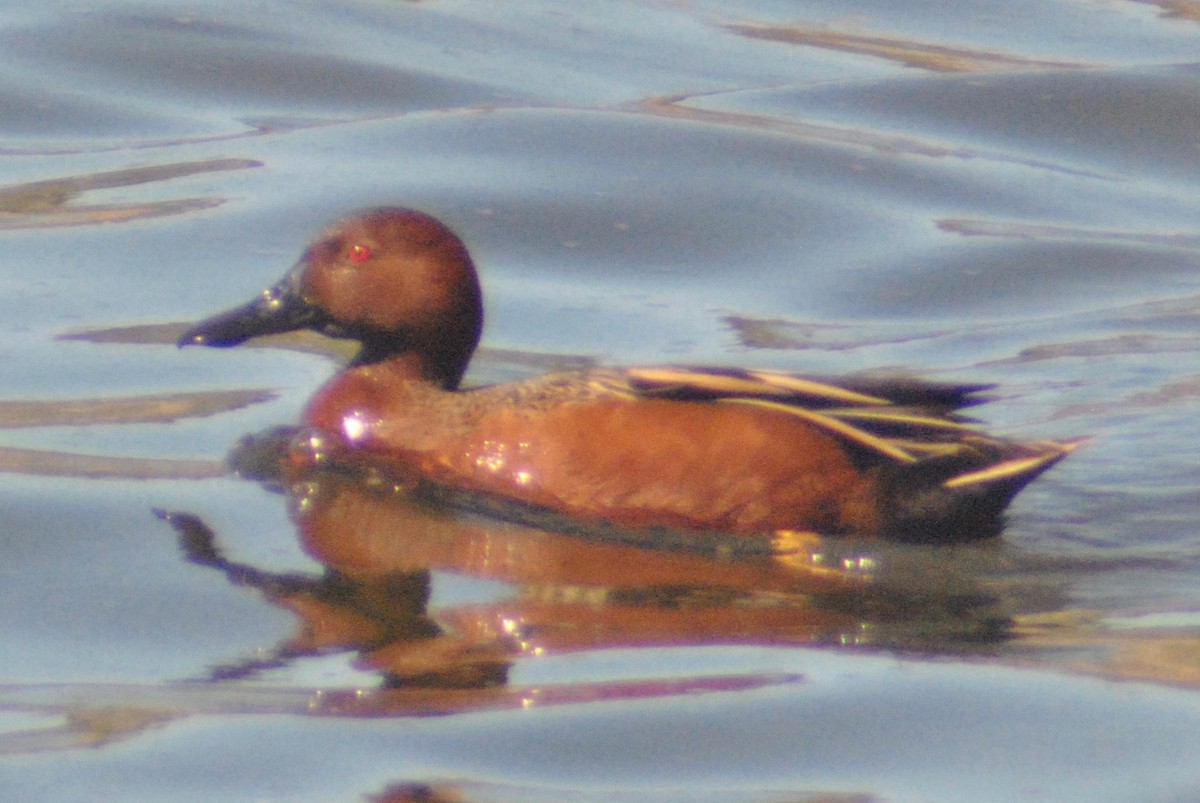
<box><xmin>614</xmin><ymin>366</ymin><xmax>1076</xmax><ymax>481</ymax></box>
<box><xmin>623</xmin><ymin>366</ymin><xmax>893</xmax><ymax>406</ymax></box>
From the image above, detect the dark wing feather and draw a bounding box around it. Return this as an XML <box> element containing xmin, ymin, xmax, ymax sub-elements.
<box><xmin>622</xmin><ymin>366</ymin><xmax>988</xmax><ymax>410</ymax></box>
<box><xmin>609</xmin><ymin>366</ymin><xmax>1077</xmax><ymax>484</ymax></box>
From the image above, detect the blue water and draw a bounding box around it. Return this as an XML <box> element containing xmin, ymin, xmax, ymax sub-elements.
<box><xmin>2</xmin><ymin>2</ymin><xmax>1200</xmax><ymax>800</ymax></box>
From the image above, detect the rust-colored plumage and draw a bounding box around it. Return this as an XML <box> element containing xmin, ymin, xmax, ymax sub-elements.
<box><xmin>181</xmin><ymin>207</ymin><xmax>1079</xmax><ymax>543</ymax></box>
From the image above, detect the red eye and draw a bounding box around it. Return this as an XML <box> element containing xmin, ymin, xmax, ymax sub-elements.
<box><xmin>348</xmin><ymin>244</ymin><xmax>372</xmax><ymax>263</ymax></box>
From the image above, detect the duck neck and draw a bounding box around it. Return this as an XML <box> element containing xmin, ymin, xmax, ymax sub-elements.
<box><xmin>352</xmin><ymin>333</ymin><xmax>473</xmax><ymax>390</ymax></box>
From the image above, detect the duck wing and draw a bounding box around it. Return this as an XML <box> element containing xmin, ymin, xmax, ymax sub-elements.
<box><xmin>598</xmin><ymin>366</ymin><xmax>1078</xmax><ymax>489</ymax></box>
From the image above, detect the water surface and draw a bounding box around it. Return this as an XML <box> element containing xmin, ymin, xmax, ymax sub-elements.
<box><xmin>3</xmin><ymin>2</ymin><xmax>1200</xmax><ymax>800</ymax></box>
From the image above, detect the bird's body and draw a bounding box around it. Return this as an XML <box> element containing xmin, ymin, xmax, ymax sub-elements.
<box><xmin>180</xmin><ymin>207</ymin><xmax>1078</xmax><ymax>543</ymax></box>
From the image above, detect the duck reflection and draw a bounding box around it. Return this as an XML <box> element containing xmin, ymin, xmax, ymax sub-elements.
<box><xmin>158</xmin><ymin>429</ymin><xmax>1025</xmax><ymax>691</ymax></box>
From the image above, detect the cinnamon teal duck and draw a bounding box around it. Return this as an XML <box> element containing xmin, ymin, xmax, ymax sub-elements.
<box><xmin>179</xmin><ymin>208</ymin><xmax>1080</xmax><ymax>544</ymax></box>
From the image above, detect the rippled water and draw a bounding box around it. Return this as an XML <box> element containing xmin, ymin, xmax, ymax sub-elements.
<box><xmin>3</xmin><ymin>2</ymin><xmax>1200</xmax><ymax>800</ymax></box>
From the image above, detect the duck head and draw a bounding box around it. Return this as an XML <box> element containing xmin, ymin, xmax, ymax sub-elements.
<box><xmin>179</xmin><ymin>208</ymin><xmax>484</xmax><ymax>389</ymax></box>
